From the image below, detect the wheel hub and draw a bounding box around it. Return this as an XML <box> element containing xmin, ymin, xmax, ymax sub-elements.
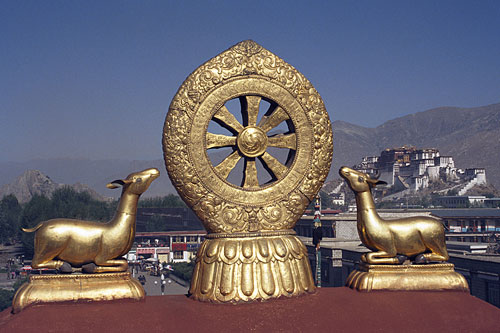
<box><xmin>237</xmin><ymin>126</ymin><xmax>268</xmax><ymax>157</ymax></box>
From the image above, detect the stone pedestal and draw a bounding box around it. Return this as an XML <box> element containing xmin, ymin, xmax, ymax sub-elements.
<box><xmin>12</xmin><ymin>272</ymin><xmax>144</xmax><ymax>313</ymax></box>
<box><xmin>189</xmin><ymin>233</ymin><xmax>316</xmax><ymax>302</ymax></box>
<box><xmin>346</xmin><ymin>263</ymin><xmax>469</xmax><ymax>292</ymax></box>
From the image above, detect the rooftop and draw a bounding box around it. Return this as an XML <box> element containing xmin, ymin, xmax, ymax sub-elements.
<box><xmin>2</xmin><ymin>288</ymin><xmax>498</xmax><ymax>331</ymax></box>
<box><xmin>136</xmin><ymin>230</ymin><xmax>207</xmax><ymax>237</ymax></box>
<box><xmin>431</xmin><ymin>209</ymin><xmax>500</xmax><ymax>218</ymax></box>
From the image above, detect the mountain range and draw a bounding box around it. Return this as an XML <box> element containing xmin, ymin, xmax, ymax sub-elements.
<box><xmin>331</xmin><ymin>102</ymin><xmax>500</xmax><ymax>190</ymax></box>
<box><xmin>0</xmin><ymin>170</ymin><xmax>106</xmax><ymax>203</ymax></box>
<box><xmin>1</xmin><ymin>103</ymin><xmax>499</xmax><ymax>201</ymax></box>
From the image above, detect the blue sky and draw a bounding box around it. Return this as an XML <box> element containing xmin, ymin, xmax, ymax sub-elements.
<box><xmin>1</xmin><ymin>1</ymin><xmax>499</xmax><ymax>162</ymax></box>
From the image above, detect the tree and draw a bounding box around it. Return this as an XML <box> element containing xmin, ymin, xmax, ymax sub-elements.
<box><xmin>319</xmin><ymin>190</ymin><xmax>333</xmax><ymax>209</ymax></box>
<box><xmin>0</xmin><ymin>278</ymin><xmax>28</xmax><ymax>312</ymax></box>
<box><xmin>170</xmin><ymin>261</ymin><xmax>195</xmax><ymax>282</ymax></box>
<box><xmin>139</xmin><ymin>194</ymin><xmax>185</xmax><ymax>208</ymax></box>
<box><xmin>19</xmin><ymin>194</ymin><xmax>53</xmax><ymax>256</ymax></box>
<box><xmin>0</xmin><ymin>195</ymin><xmax>22</xmax><ymax>244</ymax></box>
<box><xmin>145</xmin><ymin>215</ymin><xmax>167</xmax><ymax>232</ymax></box>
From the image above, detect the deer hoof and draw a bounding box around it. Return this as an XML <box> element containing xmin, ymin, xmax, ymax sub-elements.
<box><xmin>58</xmin><ymin>262</ymin><xmax>72</xmax><ymax>274</ymax></box>
<box><xmin>396</xmin><ymin>255</ymin><xmax>407</xmax><ymax>264</ymax></box>
<box><xmin>82</xmin><ymin>263</ymin><xmax>97</xmax><ymax>273</ymax></box>
<box><xmin>414</xmin><ymin>254</ymin><xmax>428</xmax><ymax>264</ymax></box>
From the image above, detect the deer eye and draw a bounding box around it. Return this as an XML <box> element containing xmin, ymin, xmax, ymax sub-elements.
<box><xmin>136</xmin><ymin>177</ymin><xmax>142</xmax><ymax>183</ymax></box>
<box><xmin>358</xmin><ymin>176</ymin><xmax>364</xmax><ymax>183</ymax></box>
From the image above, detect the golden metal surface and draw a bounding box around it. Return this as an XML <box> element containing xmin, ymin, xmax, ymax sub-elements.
<box><xmin>163</xmin><ymin>40</ymin><xmax>333</xmax><ymax>302</ymax></box>
<box><xmin>190</xmin><ymin>233</ymin><xmax>315</xmax><ymax>302</ymax></box>
<box><xmin>346</xmin><ymin>263</ymin><xmax>469</xmax><ymax>292</ymax></box>
<box><xmin>23</xmin><ymin>168</ymin><xmax>159</xmax><ymax>273</ymax></box>
<box><xmin>11</xmin><ymin>272</ymin><xmax>144</xmax><ymax>314</ymax></box>
<box><xmin>236</xmin><ymin>126</ymin><xmax>268</xmax><ymax>158</ymax></box>
<box><xmin>340</xmin><ymin>167</ymin><xmax>449</xmax><ymax>264</ymax></box>
<box><xmin>340</xmin><ymin>166</ymin><xmax>469</xmax><ymax>291</ymax></box>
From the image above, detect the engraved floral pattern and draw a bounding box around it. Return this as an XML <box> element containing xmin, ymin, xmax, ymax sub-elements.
<box><xmin>163</xmin><ymin>40</ymin><xmax>332</xmax><ymax>232</ymax></box>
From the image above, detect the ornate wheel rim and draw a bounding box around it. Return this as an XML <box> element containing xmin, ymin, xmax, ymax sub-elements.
<box><xmin>163</xmin><ymin>40</ymin><xmax>333</xmax><ymax>232</ymax></box>
<box><xmin>190</xmin><ymin>77</ymin><xmax>313</xmax><ymax>206</ymax></box>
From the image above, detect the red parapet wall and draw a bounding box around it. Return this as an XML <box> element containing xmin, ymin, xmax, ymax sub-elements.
<box><xmin>1</xmin><ymin>287</ymin><xmax>499</xmax><ymax>332</ymax></box>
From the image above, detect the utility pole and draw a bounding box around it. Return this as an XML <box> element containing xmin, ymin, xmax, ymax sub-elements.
<box><xmin>313</xmin><ymin>195</ymin><xmax>322</xmax><ymax>287</ymax></box>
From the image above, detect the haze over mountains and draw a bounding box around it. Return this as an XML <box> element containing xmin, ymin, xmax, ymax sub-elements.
<box><xmin>332</xmin><ymin>103</ymin><xmax>500</xmax><ymax>190</ymax></box>
<box><xmin>1</xmin><ymin>103</ymin><xmax>499</xmax><ymax>200</ymax></box>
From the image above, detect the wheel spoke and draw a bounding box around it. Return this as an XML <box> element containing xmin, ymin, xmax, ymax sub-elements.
<box><xmin>260</xmin><ymin>152</ymin><xmax>288</xmax><ymax>180</ymax></box>
<box><xmin>213</xmin><ymin>105</ymin><xmax>244</xmax><ymax>134</ymax></box>
<box><xmin>243</xmin><ymin>158</ymin><xmax>259</xmax><ymax>188</ymax></box>
<box><xmin>243</xmin><ymin>96</ymin><xmax>261</xmax><ymax>126</ymax></box>
<box><xmin>214</xmin><ymin>150</ymin><xmax>242</xmax><ymax>180</ymax></box>
<box><xmin>268</xmin><ymin>133</ymin><xmax>296</xmax><ymax>150</ymax></box>
<box><xmin>258</xmin><ymin>106</ymin><xmax>289</xmax><ymax>133</ymax></box>
<box><xmin>206</xmin><ymin>133</ymin><xmax>237</xmax><ymax>149</ymax></box>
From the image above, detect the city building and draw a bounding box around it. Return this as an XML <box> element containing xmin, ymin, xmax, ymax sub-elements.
<box><xmin>302</xmin><ymin>239</ymin><xmax>500</xmax><ymax>308</ymax></box>
<box><xmin>431</xmin><ymin>209</ymin><xmax>500</xmax><ymax>242</ymax></box>
<box><xmin>434</xmin><ymin>196</ymin><xmax>487</xmax><ymax>208</ymax></box>
<box><xmin>132</xmin><ymin>230</ymin><xmax>206</xmax><ymax>263</ymax></box>
<box><xmin>353</xmin><ymin>146</ymin><xmax>486</xmax><ymax>193</ymax></box>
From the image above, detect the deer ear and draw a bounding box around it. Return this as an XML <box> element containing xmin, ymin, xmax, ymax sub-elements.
<box><xmin>107</xmin><ymin>180</ymin><xmax>125</xmax><ymax>189</ymax></box>
<box><xmin>366</xmin><ymin>178</ymin><xmax>387</xmax><ymax>187</ymax></box>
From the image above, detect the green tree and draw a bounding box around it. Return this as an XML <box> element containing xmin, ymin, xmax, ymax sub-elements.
<box><xmin>20</xmin><ymin>194</ymin><xmax>53</xmax><ymax>256</ymax></box>
<box><xmin>0</xmin><ymin>195</ymin><xmax>22</xmax><ymax>244</ymax></box>
<box><xmin>145</xmin><ymin>215</ymin><xmax>167</xmax><ymax>232</ymax></box>
<box><xmin>0</xmin><ymin>277</ymin><xmax>29</xmax><ymax>312</ymax></box>
<box><xmin>50</xmin><ymin>187</ymin><xmax>112</xmax><ymax>221</ymax></box>
<box><xmin>319</xmin><ymin>190</ymin><xmax>333</xmax><ymax>209</ymax></box>
<box><xmin>139</xmin><ymin>194</ymin><xmax>185</xmax><ymax>208</ymax></box>
<box><xmin>170</xmin><ymin>261</ymin><xmax>195</xmax><ymax>282</ymax></box>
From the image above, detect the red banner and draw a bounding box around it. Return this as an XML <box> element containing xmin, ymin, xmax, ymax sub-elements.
<box><xmin>137</xmin><ymin>248</ymin><xmax>155</xmax><ymax>254</ymax></box>
<box><xmin>172</xmin><ymin>243</ymin><xmax>187</xmax><ymax>251</ymax></box>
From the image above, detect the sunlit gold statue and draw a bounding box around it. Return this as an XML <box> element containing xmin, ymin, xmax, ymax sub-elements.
<box><xmin>12</xmin><ymin>168</ymin><xmax>159</xmax><ymax>313</ymax></box>
<box><xmin>339</xmin><ymin>166</ymin><xmax>449</xmax><ymax>264</ymax></box>
<box><xmin>163</xmin><ymin>40</ymin><xmax>333</xmax><ymax>302</ymax></box>
<box><xmin>23</xmin><ymin>168</ymin><xmax>159</xmax><ymax>273</ymax></box>
<box><xmin>339</xmin><ymin>166</ymin><xmax>468</xmax><ymax>291</ymax></box>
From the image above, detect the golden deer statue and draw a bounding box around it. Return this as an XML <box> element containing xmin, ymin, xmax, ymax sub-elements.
<box><xmin>339</xmin><ymin>166</ymin><xmax>449</xmax><ymax>264</ymax></box>
<box><xmin>23</xmin><ymin>168</ymin><xmax>160</xmax><ymax>273</ymax></box>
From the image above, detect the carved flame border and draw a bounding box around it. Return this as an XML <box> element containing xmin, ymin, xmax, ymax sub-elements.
<box><xmin>163</xmin><ymin>40</ymin><xmax>333</xmax><ymax>233</ymax></box>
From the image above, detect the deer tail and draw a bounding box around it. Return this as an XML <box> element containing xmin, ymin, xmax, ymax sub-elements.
<box><xmin>22</xmin><ymin>223</ymin><xmax>44</xmax><ymax>233</ymax></box>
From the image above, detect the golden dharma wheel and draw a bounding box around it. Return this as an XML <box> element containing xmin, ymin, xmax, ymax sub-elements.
<box><xmin>163</xmin><ymin>40</ymin><xmax>332</xmax><ymax>302</ymax></box>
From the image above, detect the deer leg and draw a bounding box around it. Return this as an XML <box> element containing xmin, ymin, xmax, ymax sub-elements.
<box><xmin>415</xmin><ymin>244</ymin><xmax>449</xmax><ymax>264</ymax></box>
<box><xmin>32</xmin><ymin>257</ymin><xmax>73</xmax><ymax>273</ymax></box>
<box><xmin>364</xmin><ymin>249</ymin><xmax>402</xmax><ymax>264</ymax></box>
<box><xmin>32</xmin><ymin>258</ymin><xmax>66</xmax><ymax>270</ymax></box>
<box><xmin>90</xmin><ymin>258</ymin><xmax>129</xmax><ymax>273</ymax></box>
<box><xmin>31</xmin><ymin>244</ymin><xmax>69</xmax><ymax>271</ymax></box>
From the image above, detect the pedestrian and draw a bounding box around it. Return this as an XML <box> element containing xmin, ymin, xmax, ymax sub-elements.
<box><xmin>312</xmin><ymin>213</ymin><xmax>323</xmax><ymax>250</ymax></box>
<box><xmin>161</xmin><ymin>280</ymin><xmax>166</xmax><ymax>295</ymax></box>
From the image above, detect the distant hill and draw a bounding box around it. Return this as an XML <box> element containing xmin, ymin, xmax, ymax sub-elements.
<box><xmin>0</xmin><ymin>159</ymin><xmax>175</xmax><ymax>199</ymax></box>
<box><xmin>1</xmin><ymin>103</ymin><xmax>499</xmax><ymax>198</ymax></box>
<box><xmin>332</xmin><ymin>103</ymin><xmax>500</xmax><ymax>190</ymax></box>
<box><xmin>0</xmin><ymin>170</ymin><xmax>107</xmax><ymax>203</ymax></box>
